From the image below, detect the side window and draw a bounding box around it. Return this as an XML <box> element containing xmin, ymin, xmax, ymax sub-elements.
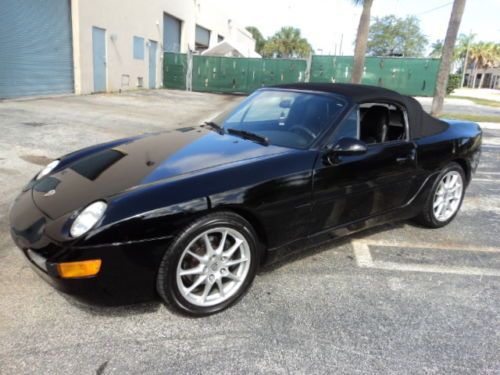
<box><xmin>332</xmin><ymin>108</ymin><xmax>358</xmax><ymax>143</ymax></box>
<box><xmin>359</xmin><ymin>103</ymin><xmax>407</xmax><ymax>144</ymax></box>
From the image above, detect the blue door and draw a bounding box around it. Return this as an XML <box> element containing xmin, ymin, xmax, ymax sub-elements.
<box><xmin>148</xmin><ymin>40</ymin><xmax>157</xmax><ymax>89</ymax></box>
<box><xmin>92</xmin><ymin>27</ymin><xmax>106</xmax><ymax>92</ymax></box>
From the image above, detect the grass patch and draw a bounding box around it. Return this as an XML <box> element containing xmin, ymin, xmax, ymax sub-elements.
<box><xmin>438</xmin><ymin>113</ymin><xmax>500</xmax><ymax>123</ymax></box>
<box><xmin>448</xmin><ymin>95</ymin><xmax>500</xmax><ymax>108</ymax></box>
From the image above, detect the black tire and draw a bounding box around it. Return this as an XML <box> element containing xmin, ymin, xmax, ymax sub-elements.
<box><xmin>156</xmin><ymin>211</ymin><xmax>260</xmax><ymax>316</ymax></box>
<box><xmin>415</xmin><ymin>162</ymin><xmax>466</xmax><ymax>228</ymax></box>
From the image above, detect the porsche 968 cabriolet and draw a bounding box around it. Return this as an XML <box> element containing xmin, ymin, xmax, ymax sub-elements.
<box><xmin>9</xmin><ymin>83</ymin><xmax>482</xmax><ymax>316</ymax></box>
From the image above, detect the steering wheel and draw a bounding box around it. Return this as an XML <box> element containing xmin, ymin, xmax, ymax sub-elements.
<box><xmin>289</xmin><ymin>125</ymin><xmax>317</xmax><ymax>141</ymax></box>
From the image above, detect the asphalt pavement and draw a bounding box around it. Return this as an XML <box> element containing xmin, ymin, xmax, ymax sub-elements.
<box><xmin>0</xmin><ymin>90</ymin><xmax>499</xmax><ymax>374</ymax></box>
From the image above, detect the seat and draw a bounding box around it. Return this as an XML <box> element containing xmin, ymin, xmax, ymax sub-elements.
<box><xmin>360</xmin><ymin>105</ymin><xmax>389</xmax><ymax>144</ymax></box>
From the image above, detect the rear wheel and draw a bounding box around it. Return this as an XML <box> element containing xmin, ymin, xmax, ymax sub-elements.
<box><xmin>416</xmin><ymin>162</ymin><xmax>465</xmax><ymax>228</ymax></box>
<box><xmin>157</xmin><ymin>212</ymin><xmax>259</xmax><ymax>316</ymax></box>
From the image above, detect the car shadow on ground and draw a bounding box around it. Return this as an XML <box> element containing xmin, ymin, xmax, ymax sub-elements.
<box><xmin>62</xmin><ymin>220</ymin><xmax>410</xmax><ymax>317</ymax></box>
<box><xmin>60</xmin><ymin>293</ymin><xmax>163</xmax><ymax>317</ymax></box>
<box><xmin>259</xmin><ymin>221</ymin><xmax>407</xmax><ymax>274</ymax></box>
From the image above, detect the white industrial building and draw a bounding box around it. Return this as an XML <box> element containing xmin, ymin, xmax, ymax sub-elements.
<box><xmin>464</xmin><ymin>66</ymin><xmax>500</xmax><ymax>89</ymax></box>
<box><xmin>0</xmin><ymin>0</ymin><xmax>256</xmax><ymax>98</ymax></box>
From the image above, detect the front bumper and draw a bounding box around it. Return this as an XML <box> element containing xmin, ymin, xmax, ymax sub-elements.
<box><xmin>9</xmin><ymin>190</ymin><xmax>171</xmax><ymax>306</ymax></box>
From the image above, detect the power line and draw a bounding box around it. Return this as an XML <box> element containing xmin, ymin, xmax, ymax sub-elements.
<box><xmin>416</xmin><ymin>1</ymin><xmax>453</xmax><ymax>16</ymax></box>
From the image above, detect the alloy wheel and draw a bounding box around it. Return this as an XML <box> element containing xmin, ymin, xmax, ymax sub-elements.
<box><xmin>176</xmin><ymin>227</ymin><xmax>251</xmax><ymax>307</ymax></box>
<box><xmin>433</xmin><ymin>170</ymin><xmax>463</xmax><ymax>222</ymax></box>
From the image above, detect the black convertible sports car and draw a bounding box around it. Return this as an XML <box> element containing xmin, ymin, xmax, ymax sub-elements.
<box><xmin>10</xmin><ymin>83</ymin><xmax>481</xmax><ymax>316</ymax></box>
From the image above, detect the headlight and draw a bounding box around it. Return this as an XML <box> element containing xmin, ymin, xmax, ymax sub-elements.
<box><xmin>70</xmin><ymin>201</ymin><xmax>107</xmax><ymax>238</ymax></box>
<box><xmin>36</xmin><ymin>160</ymin><xmax>60</xmax><ymax>180</ymax></box>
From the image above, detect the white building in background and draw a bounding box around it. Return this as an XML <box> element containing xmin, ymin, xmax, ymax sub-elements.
<box><xmin>0</xmin><ymin>0</ymin><xmax>256</xmax><ymax>99</ymax></box>
<box><xmin>464</xmin><ymin>66</ymin><xmax>500</xmax><ymax>89</ymax></box>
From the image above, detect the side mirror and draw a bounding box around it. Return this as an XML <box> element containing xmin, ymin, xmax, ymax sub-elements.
<box><xmin>331</xmin><ymin>137</ymin><xmax>368</xmax><ymax>156</ymax></box>
<box><xmin>324</xmin><ymin>137</ymin><xmax>367</xmax><ymax>164</ymax></box>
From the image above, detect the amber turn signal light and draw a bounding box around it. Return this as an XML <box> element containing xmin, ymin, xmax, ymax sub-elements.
<box><xmin>57</xmin><ymin>259</ymin><xmax>102</xmax><ymax>278</ymax></box>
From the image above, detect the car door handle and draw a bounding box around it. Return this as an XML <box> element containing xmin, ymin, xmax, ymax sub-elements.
<box><xmin>396</xmin><ymin>149</ymin><xmax>416</xmax><ymax>164</ymax></box>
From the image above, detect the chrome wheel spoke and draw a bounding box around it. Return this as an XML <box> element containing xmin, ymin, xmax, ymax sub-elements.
<box><xmin>215</xmin><ymin>230</ymin><xmax>228</xmax><ymax>255</ymax></box>
<box><xmin>223</xmin><ymin>238</ymin><xmax>243</xmax><ymax>259</ymax></box>
<box><xmin>201</xmin><ymin>280</ymin><xmax>214</xmax><ymax>302</ymax></box>
<box><xmin>216</xmin><ymin>279</ymin><xmax>225</xmax><ymax>298</ymax></box>
<box><xmin>225</xmin><ymin>272</ymin><xmax>240</xmax><ymax>282</ymax></box>
<box><xmin>184</xmin><ymin>275</ymin><xmax>208</xmax><ymax>296</ymax></box>
<box><xmin>433</xmin><ymin>197</ymin><xmax>443</xmax><ymax>208</ymax></box>
<box><xmin>179</xmin><ymin>265</ymin><xmax>205</xmax><ymax>277</ymax></box>
<box><xmin>203</xmin><ymin>234</ymin><xmax>214</xmax><ymax>255</ymax></box>
<box><xmin>186</xmin><ymin>250</ymin><xmax>205</xmax><ymax>263</ymax></box>
<box><xmin>224</xmin><ymin>257</ymin><xmax>248</xmax><ymax>268</ymax></box>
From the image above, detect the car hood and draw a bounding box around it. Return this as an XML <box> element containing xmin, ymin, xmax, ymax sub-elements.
<box><xmin>31</xmin><ymin>127</ymin><xmax>292</xmax><ymax>219</ymax></box>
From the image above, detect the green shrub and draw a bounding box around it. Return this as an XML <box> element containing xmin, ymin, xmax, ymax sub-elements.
<box><xmin>447</xmin><ymin>74</ymin><xmax>461</xmax><ymax>95</ymax></box>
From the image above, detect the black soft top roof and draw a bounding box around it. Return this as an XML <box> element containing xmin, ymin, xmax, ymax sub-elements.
<box><xmin>271</xmin><ymin>83</ymin><xmax>448</xmax><ymax>139</ymax></box>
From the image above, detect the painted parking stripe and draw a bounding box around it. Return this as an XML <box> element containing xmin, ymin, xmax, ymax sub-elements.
<box><xmin>476</xmin><ymin>171</ymin><xmax>500</xmax><ymax>175</ymax></box>
<box><xmin>355</xmin><ymin>239</ymin><xmax>500</xmax><ymax>253</ymax></box>
<box><xmin>472</xmin><ymin>178</ymin><xmax>500</xmax><ymax>183</ymax></box>
<box><xmin>352</xmin><ymin>240</ymin><xmax>500</xmax><ymax>277</ymax></box>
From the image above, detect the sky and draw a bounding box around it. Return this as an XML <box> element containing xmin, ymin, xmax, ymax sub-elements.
<box><xmin>213</xmin><ymin>0</ymin><xmax>500</xmax><ymax>55</ymax></box>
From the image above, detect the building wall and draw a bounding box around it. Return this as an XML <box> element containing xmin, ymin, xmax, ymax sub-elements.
<box><xmin>72</xmin><ymin>0</ymin><xmax>255</xmax><ymax>94</ymax></box>
<box><xmin>464</xmin><ymin>66</ymin><xmax>500</xmax><ymax>89</ymax></box>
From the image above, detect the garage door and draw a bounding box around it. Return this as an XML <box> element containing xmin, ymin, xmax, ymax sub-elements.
<box><xmin>0</xmin><ymin>0</ymin><xmax>74</xmax><ymax>99</ymax></box>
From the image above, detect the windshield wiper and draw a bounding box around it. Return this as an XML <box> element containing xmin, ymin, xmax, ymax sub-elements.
<box><xmin>202</xmin><ymin>121</ymin><xmax>224</xmax><ymax>134</ymax></box>
<box><xmin>226</xmin><ymin>128</ymin><xmax>269</xmax><ymax>146</ymax></box>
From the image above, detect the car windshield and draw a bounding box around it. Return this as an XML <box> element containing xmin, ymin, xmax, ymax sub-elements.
<box><xmin>212</xmin><ymin>89</ymin><xmax>347</xmax><ymax>149</ymax></box>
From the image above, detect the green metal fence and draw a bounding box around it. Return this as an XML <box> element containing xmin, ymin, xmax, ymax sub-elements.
<box><xmin>163</xmin><ymin>52</ymin><xmax>188</xmax><ymax>90</ymax></box>
<box><xmin>164</xmin><ymin>53</ymin><xmax>440</xmax><ymax>96</ymax></box>
<box><xmin>310</xmin><ymin>56</ymin><xmax>440</xmax><ymax>96</ymax></box>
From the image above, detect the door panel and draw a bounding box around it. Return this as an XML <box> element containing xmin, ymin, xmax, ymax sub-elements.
<box><xmin>92</xmin><ymin>27</ymin><xmax>106</xmax><ymax>93</ymax></box>
<box><xmin>148</xmin><ymin>40</ymin><xmax>157</xmax><ymax>89</ymax></box>
<box><xmin>312</xmin><ymin>141</ymin><xmax>418</xmax><ymax>233</ymax></box>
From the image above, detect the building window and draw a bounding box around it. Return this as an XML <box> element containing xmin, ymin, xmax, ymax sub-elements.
<box><xmin>217</xmin><ymin>35</ymin><xmax>224</xmax><ymax>43</ymax></box>
<box><xmin>133</xmin><ymin>36</ymin><xmax>144</xmax><ymax>60</ymax></box>
<box><xmin>195</xmin><ymin>25</ymin><xmax>210</xmax><ymax>52</ymax></box>
<box><xmin>163</xmin><ymin>13</ymin><xmax>182</xmax><ymax>53</ymax></box>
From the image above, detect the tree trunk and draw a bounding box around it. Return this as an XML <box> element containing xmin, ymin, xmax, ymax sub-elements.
<box><xmin>472</xmin><ymin>63</ymin><xmax>478</xmax><ymax>88</ymax></box>
<box><xmin>478</xmin><ymin>70</ymin><xmax>486</xmax><ymax>88</ymax></box>
<box><xmin>431</xmin><ymin>0</ymin><xmax>467</xmax><ymax>115</ymax></box>
<box><xmin>351</xmin><ymin>0</ymin><xmax>374</xmax><ymax>84</ymax></box>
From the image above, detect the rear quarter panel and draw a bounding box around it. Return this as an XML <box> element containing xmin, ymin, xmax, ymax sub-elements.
<box><xmin>415</xmin><ymin>119</ymin><xmax>481</xmax><ymax>181</ymax></box>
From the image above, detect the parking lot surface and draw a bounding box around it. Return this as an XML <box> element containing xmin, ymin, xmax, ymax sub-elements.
<box><xmin>1</xmin><ymin>90</ymin><xmax>499</xmax><ymax>374</ymax></box>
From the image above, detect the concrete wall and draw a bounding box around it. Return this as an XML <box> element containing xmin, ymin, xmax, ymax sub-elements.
<box><xmin>71</xmin><ymin>0</ymin><xmax>255</xmax><ymax>94</ymax></box>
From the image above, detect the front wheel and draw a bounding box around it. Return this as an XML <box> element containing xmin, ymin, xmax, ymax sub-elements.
<box><xmin>157</xmin><ymin>212</ymin><xmax>259</xmax><ymax>316</ymax></box>
<box><xmin>415</xmin><ymin>162</ymin><xmax>466</xmax><ymax>228</ymax></box>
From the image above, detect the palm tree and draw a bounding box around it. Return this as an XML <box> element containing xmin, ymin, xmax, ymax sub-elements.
<box><xmin>262</xmin><ymin>27</ymin><xmax>312</xmax><ymax>58</ymax></box>
<box><xmin>429</xmin><ymin>40</ymin><xmax>444</xmax><ymax>58</ymax></box>
<box><xmin>455</xmin><ymin>33</ymin><xmax>475</xmax><ymax>87</ymax></box>
<box><xmin>351</xmin><ymin>0</ymin><xmax>374</xmax><ymax>84</ymax></box>
<box><xmin>431</xmin><ymin>0</ymin><xmax>467</xmax><ymax>115</ymax></box>
<box><xmin>246</xmin><ymin>26</ymin><xmax>266</xmax><ymax>55</ymax></box>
